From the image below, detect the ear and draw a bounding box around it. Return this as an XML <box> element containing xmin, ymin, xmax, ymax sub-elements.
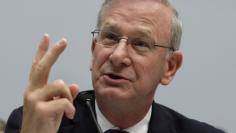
<box><xmin>90</xmin><ymin>39</ymin><xmax>97</xmax><ymax>71</ymax></box>
<box><xmin>160</xmin><ymin>51</ymin><xmax>183</xmax><ymax>85</ymax></box>
<box><xmin>91</xmin><ymin>38</ymin><xmax>97</xmax><ymax>52</ymax></box>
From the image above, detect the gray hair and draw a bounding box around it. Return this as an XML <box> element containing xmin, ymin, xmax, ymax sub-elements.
<box><xmin>96</xmin><ymin>0</ymin><xmax>183</xmax><ymax>50</ymax></box>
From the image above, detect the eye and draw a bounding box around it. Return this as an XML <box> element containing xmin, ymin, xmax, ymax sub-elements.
<box><xmin>130</xmin><ymin>38</ymin><xmax>152</xmax><ymax>53</ymax></box>
<box><xmin>99</xmin><ymin>30</ymin><xmax>120</xmax><ymax>46</ymax></box>
<box><xmin>132</xmin><ymin>39</ymin><xmax>150</xmax><ymax>48</ymax></box>
<box><xmin>103</xmin><ymin>31</ymin><xmax>119</xmax><ymax>41</ymax></box>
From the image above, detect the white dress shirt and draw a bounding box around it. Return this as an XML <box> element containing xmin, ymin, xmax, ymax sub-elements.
<box><xmin>95</xmin><ymin>101</ymin><xmax>152</xmax><ymax>133</ymax></box>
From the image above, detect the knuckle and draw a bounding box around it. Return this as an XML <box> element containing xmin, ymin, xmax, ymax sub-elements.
<box><xmin>23</xmin><ymin>91</ymin><xmax>44</xmax><ymax>114</ymax></box>
<box><xmin>31</xmin><ymin>59</ymin><xmax>38</xmax><ymax>68</ymax></box>
<box><xmin>24</xmin><ymin>91</ymin><xmax>37</xmax><ymax>103</ymax></box>
<box><xmin>53</xmin><ymin>79</ymin><xmax>66</xmax><ymax>88</ymax></box>
<box><xmin>35</xmin><ymin>63</ymin><xmax>45</xmax><ymax>72</ymax></box>
<box><xmin>35</xmin><ymin>102</ymin><xmax>47</xmax><ymax>114</ymax></box>
<box><xmin>60</xmin><ymin>98</ymin><xmax>71</xmax><ymax>107</ymax></box>
<box><xmin>31</xmin><ymin>60</ymin><xmax>39</xmax><ymax>73</ymax></box>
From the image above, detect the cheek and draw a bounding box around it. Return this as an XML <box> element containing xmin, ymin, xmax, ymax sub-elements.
<box><xmin>92</xmin><ymin>46</ymin><xmax>105</xmax><ymax>67</ymax></box>
<box><xmin>149</xmin><ymin>59</ymin><xmax>166</xmax><ymax>81</ymax></box>
<box><xmin>134</xmin><ymin>56</ymin><xmax>166</xmax><ymax>90</ymax></box>
<box><xmin>91</xmin><ymin>47</ymin><xmax>111</xmax><ymax>76</ymax></box>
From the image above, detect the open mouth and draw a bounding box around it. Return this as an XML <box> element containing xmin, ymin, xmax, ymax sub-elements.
<box><xmin>107</xmin><ymin>74</ymin><xmax>124</xmax><ymax>80</ymax></box>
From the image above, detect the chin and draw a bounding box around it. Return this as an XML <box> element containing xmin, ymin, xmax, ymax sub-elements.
<box><xmin>95</xmin><ymin>86</ymin><xmax>132</xmax><ymax>100</ymax></box>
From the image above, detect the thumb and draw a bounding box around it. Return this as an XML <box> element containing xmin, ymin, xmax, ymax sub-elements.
<box><xmin>69</xmin><ymin>84</ymin><xmax>80</xmax><ymax>100</ymax></box>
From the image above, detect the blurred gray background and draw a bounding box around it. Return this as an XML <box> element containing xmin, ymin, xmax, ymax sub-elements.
<box><xmin>0</xmin><ymin>0</ymin><xmax>235</xmax><ymax>132</ymax></box>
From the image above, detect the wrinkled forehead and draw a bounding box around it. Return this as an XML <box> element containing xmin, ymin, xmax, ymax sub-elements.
<box><xmin>103</xmin><ymin>0</ymin><xmax>172</xmax><ymax>22</ymax></box>
<box><xmin>100</xmin><ymin>0</ymin><xmax>172</xmax><ymax>42</ymax></box>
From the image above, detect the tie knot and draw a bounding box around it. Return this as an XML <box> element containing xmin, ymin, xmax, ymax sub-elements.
<box><xmin>105</xmin><ymin>129</ymin><xmax>129</xmax><ymax>133</ymax></box>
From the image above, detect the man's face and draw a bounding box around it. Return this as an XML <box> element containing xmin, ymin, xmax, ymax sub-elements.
<box><xmin>91</xmin><ymin>0</ymin><xmax>173</xmax><ymax>105</ymax></box>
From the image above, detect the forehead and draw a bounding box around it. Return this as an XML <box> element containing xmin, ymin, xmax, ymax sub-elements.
<box><xmin>101</xmin><ymin>0</ymin><xmax>172</xmax><ymax>42</ymax></box>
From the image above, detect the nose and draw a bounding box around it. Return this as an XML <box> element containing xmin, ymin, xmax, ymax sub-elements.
<box><xmin>109</xmin><ymin>39</ymin><xmax>132</xmax><ymax>67</ymax></box>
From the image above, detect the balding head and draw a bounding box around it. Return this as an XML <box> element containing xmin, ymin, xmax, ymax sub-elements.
<box><xmin>96</xmin><ymin>0</ymin><xmax>182</xmax><ymax>50</ymax></box>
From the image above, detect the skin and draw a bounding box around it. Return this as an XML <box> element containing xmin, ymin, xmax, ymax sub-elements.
<box><xmin>91</xmin><ymin>0</ymin><xmax>183</xmax><ymax>129</ymax></box>
<box><xmin>21</xmin><ymin>35</ymin><xmax>79</xmax><ymax>133</ymax></box>
<box><xmin>21</xmin><ymin>0</ymin><xmax>182</xmax><ymax>132</ymax></box>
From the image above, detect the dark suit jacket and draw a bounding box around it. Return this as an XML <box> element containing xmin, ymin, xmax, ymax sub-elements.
<box><xmin>5</xmin><ymin>91</ymin><xmax>225</xmax><ymax>133</ymax></box>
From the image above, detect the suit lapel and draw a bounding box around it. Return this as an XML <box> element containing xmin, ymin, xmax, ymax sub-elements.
<box><xmin>148</xmin><ymin>102</ymin><xmax>178</xmax><ymax>133</ymax></box>
<box><xmin>59</xmin><ymin>92</ymin><xmax>178</xmax><ymax>133</ymax></box>
<box><xmin>58</xmin><ymin>91</ymin><xmax>98</xmax><ymax>133</ymax></box>
<box><xmin>72</xmin><ymin>92</ymin><xmax>97</xmax><ymax>133</ymax></box>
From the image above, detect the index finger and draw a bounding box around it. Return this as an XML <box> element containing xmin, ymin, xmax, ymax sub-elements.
<box><xmin>29</xmin><ymin>38</ymin><xmax>67</xmax><ymax>89</ymax></box>
<box><xmin>34</xmin><ymin>34</ymin><xmax>50</xmax><ymax>63</ymax></box>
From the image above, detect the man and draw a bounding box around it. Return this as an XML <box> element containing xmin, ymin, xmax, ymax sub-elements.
<box><xmin>5</xmin><ymin>0</ymin><xmax>225</xmax><ymax>133</ymax></box>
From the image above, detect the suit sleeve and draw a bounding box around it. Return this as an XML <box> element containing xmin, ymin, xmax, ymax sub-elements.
<box><xmin>5</xmin><ymin>107</ymin><xmax>23</xmax><ymax>133</ymax></box>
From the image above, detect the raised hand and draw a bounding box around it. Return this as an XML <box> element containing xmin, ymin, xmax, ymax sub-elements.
<box><xmin>21</xmin><ymin>34</ymin><xmax>79</xmax><ymax>133</ymax></box>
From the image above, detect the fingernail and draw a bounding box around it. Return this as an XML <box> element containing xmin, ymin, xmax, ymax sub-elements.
<box><xmin>68</xmin><ymin>110</ymin><xmax>75</xmax><ymax>119</ymax></box>
<box><xmin>44</xmin><ymin>33</ymin><xmax>49</xmax><ymax>37</ymax></box>
<box><xmin>40</xmin><ymin>33</ymin><xmax>48</xmax><ymax>42</ymax></box>
<box><xmin>57</xmin><ymin>38</ymin><xmax>67</xmax><ymax>47</ymax></box>
<box><xmin>61</xmin><ymin>38</ymin><xmax>67</xmax><ymax>44</ymax></box>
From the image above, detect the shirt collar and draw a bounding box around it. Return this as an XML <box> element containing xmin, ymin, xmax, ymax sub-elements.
<box><xmin>95</xmin><ymin>100</ymin><xmax>152</xmax><ymax>133</ymax></box>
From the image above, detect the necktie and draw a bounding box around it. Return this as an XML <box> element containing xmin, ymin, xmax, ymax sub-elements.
<box><xmin>104</xmin><ymin>129</ymin><xmax>129</xmax><ymax>133</ymax></box>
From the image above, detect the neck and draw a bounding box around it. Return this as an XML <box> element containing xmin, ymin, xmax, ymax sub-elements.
<box><xmin>96</xmin><ymin>97</ymin><xmax>153</xmax><ymax>129</ymax></box>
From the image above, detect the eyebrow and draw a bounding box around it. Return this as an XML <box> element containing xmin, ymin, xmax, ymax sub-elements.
<box><xmin>101</xmin><ymin>22</ymin><xmax>154</xmax><ymax>39</ymax></box>
<box><xmin>101</xmin><ymin>22</ymin><xmax>121</xmax><ymax>32</ymax></box>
